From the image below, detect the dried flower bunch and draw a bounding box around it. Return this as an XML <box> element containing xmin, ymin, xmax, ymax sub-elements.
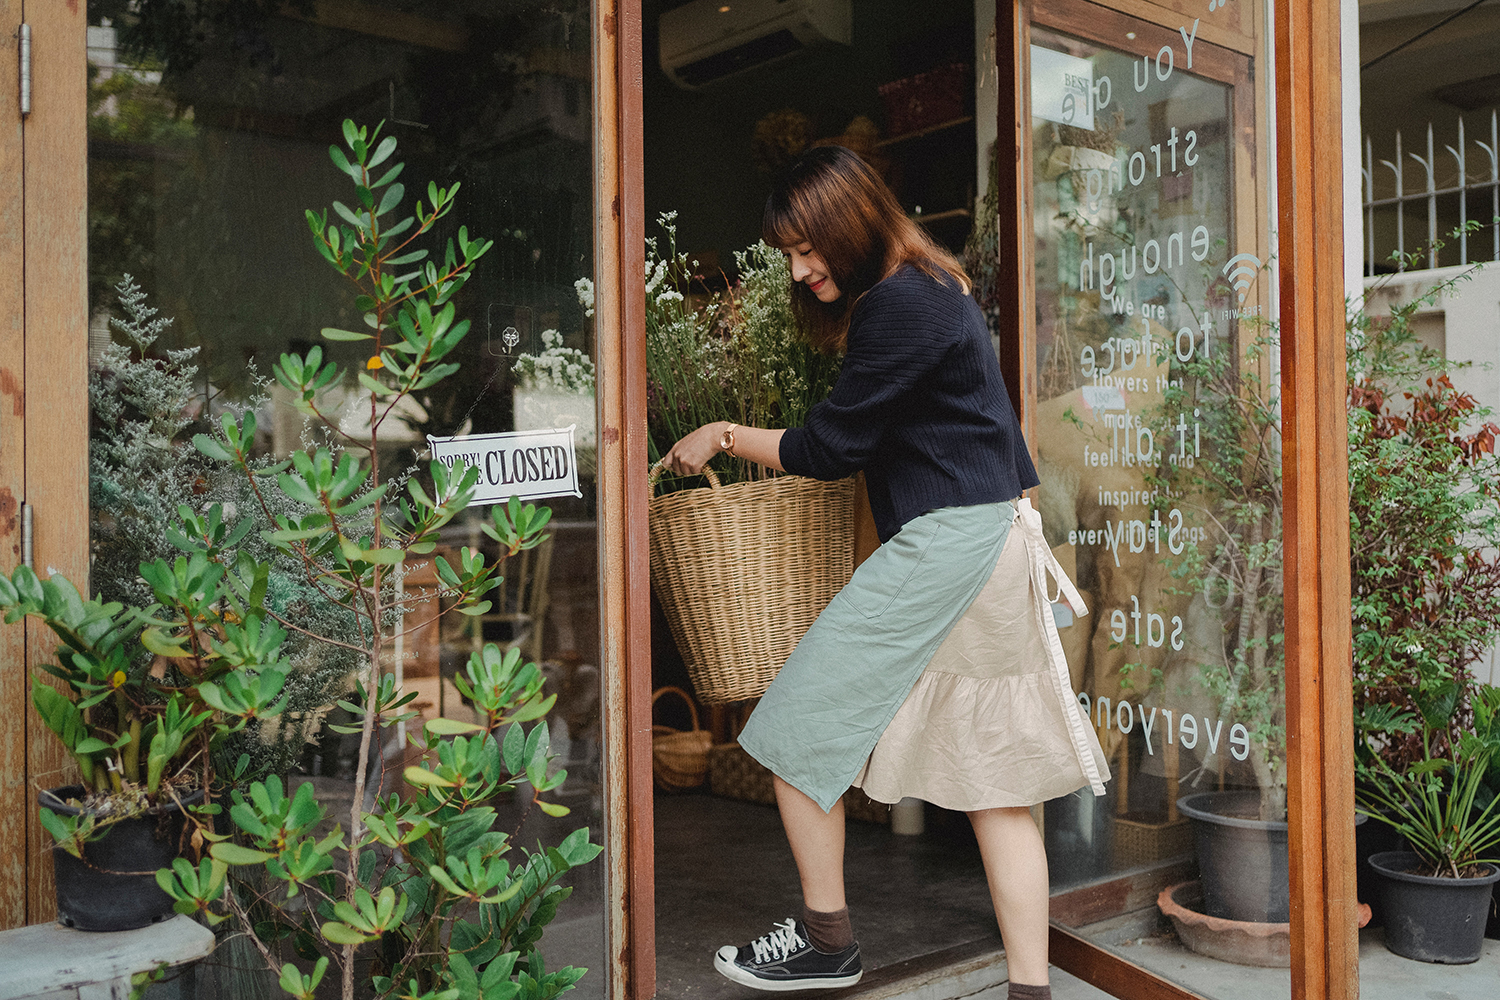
<box><xmin>645</xmin><ymin>213</ymin><xmax>841</xmax><ymax>488</ymax></box>
<box><xmin>511</xmin><ymin>327</ymin><xmax>596</xmax><ymax>394</ymax></box>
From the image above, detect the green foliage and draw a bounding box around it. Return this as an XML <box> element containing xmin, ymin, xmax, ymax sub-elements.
<box><xmin>0</xmin><ymin>559</ymin><xmax>290</xmax><ymax>805</ymax></box>
<box><xmin>1141</xmin><ymin>330</ymin><xmax>1286</xmax><ymax>819</ymax></box>
<box><xmin>1355</xmin><ymin>681</ymin><xmax>1500</xmax><ymax>878</ymax></box>
<box><xmin>1347</xmin><ymin>266</ymin><xmax>1500</xmax><ymax>757</ymax></box>
<box><xmin>21</xmin><ymin>119</ymin><xmax>598</xmax><ymax>1000</ymax></box>
<box><xmin>89</xmin><ymin>276</ymin><xmax>359</xmax><ymax>780</ymax></box>
<box><xmin>643</xmin><ymin>213</ymin><xmax>841</xmax><ymax>488</ymax></box>
<box><xmin>181</xmin><ymin>646</ymin><xmax>600</xmax><ymax>1000</ymax></box>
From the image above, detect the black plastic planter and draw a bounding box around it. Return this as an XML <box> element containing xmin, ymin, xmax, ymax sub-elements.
<box><xmin>1369</xmin><ymin>850</ymin><xmax>1500</xmax><ymax>964</ymax></box>
<box><xmin>1178</xmin><ymin>790</ymin><xmax>1290</xmax><ymax>923</ymax></box>
<box><xmin>38</xmin><ymin>785</ymin><xmax>201</xmax><ymax>931</ymax></box>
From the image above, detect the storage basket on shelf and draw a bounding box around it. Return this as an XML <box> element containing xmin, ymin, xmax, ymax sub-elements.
<box><xmin>648</xmin><ymin>463</ymin><xmax>857</xmax><ymax>704</ymax></box>
<box><xmin>709</xmin><ymin>742</ymin><xmax>889</xmax><ymax>825</ymax></box>
<box><xmin>651</xmin><ymin>686</ymin><xmax>712</xmax><ymax>791</ymax></box>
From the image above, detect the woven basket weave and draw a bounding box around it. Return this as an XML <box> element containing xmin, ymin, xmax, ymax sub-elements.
<box><xmin>651</xmin><ymin>686</ymin><xmax>712</xmax><ymax>791</ymax></box>
<box><xmin>649</xmin><ymin>464</ymin><xmax>856</xmax><ymax>704</ymax></box>
<box><xmin>708</xmin><ymin>743</ymin><xmax>889</xmax><ymax>825</ymax></box>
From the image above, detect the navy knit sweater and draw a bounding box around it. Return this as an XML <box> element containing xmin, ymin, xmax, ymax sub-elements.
<box><xmin>779</xmin><ymin>265</ymin><xmax>1039</xmax><ymax>543</ymax></box>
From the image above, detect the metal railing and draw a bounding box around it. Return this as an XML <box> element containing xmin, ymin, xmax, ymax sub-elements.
<box><xmin>1362</xmin><ymin>110</ymin><xmax>1500</xmax><ymax>273</ymax></box>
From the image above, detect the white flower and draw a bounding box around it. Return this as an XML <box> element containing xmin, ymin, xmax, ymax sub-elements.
<box><xmin>1405</xmin><ymin>642</ymin><xmax>1424</xmax><ymax>655</ymax></box>
<box><xmin>574</xmin><ymin>277</ymin><xmax>596</xmax><ymax>318</ymax></box>
<box><xmin>646</xmin><ymin>260</ymin><xmax>669</xmax><ymax>294</ymax></box>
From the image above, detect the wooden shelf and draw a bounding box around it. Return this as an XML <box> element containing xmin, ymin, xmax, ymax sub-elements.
<box><xmin>876</xmin><ymin>116</ymin><xmax>975</xmax><ymax>149</ymax></box>
<box><xmin>912</xmin><ymin>207</ymin><xmax>972</xmax><ymax>225</ymax></box>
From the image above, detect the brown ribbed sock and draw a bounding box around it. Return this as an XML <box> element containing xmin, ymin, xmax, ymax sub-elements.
<box><xmin>1007</xmin><ymin>983</ymin><xmax>1051</xmax><ymax>1000</ymax></box>
<box><xmin>801</xmin><ymin>905</ymin><xmax>855</xmax><ymax>953</ymax></box>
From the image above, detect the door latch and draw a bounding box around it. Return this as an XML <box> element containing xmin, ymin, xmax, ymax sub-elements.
<box><xmin>21</xmin><ymin>502</ymin><xmax>32</xmax><ymax>570</ymax></box>
<box><xmin>19</xmin><ymin>23</ymin><xmax>31</xmax><ymax>117</ymax></box>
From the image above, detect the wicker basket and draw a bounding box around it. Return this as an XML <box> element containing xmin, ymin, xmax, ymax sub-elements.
<box><xmin>708</xmin><ymin>742</ymin><xmax>889</xmax><ymax>825</ymax></box>
<box><xmin>1112</xmin><ymin>814</ymin><xmax>1194</xmax><ymax>869</ymax></box>
<box><xmin>652</xmin><ymin>686</ymin><xmax>711</xmax><ymax>791</ymax></box>
<box><xmin>648</xmin><ymin>464</ymin><xmax>856</xmax><ymax>704</ymax></box>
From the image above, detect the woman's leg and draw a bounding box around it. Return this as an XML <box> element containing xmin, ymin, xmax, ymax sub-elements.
<box><xmin>773</xmin><ymin>774</ymin><xmax>847</xmax><ymax>911</ymax></box>
<box><xmin>969</xmin><ymin>806</ymin><xmax>1050</xmax><ymax>987</ymax></box>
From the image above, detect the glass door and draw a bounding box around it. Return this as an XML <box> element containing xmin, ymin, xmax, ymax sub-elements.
<box><xmin>84</xmin><ymin>1</ymin><xmax>608</xmax><ymax>993</ymax></box>
<box><xmin>1026</xmin><ymin>1</ymin><xmax>1286</xmax><ymax>996</ymax></box>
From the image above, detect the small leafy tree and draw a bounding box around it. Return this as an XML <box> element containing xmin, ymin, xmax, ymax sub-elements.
<box><xmin>8</xmin><ymin>120</ymin><xmax>600</xmax><ymax>1000</ymax></box>
<box><xmin>1347</xmin><ymin>268</ymin><xmax>1500</xmax><ymax>764</ymax></box>
<box><xmin>1142</xmin><ymin>331</ymin><xmax>1287</xmax><ymax>820</ymax></box>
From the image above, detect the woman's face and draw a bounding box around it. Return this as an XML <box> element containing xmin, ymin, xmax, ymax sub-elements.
<box><xmin>784</xmin><ymin>243</ymin><xmax>842</xmax><ymax>303</ymax></box>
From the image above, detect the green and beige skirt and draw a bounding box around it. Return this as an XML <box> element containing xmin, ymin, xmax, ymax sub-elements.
<box><xmin>738</xmin><ymin>498</ymin><xmax>1109</xmax><ymax>813</ymax></box>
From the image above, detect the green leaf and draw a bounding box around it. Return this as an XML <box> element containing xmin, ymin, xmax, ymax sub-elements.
<box><xmin>193</xmin><ymin>434</ymin><xmax>234</xmax><ymax>462</ymax></box>
<box><xmin>321</xmin><ymin>327</ymin><xmax>373</xmax><ymax>342</ymax></box>
<box><xmin>425</xmin><ymin>717</ymin><xmax>484</xmax><ymax>736</ymax></box>
<box><xmin>536</xmin><ymin>800</ymin><xmax>571</xmax><ymax>818</ymax></box>
<box><xmin>210</xmin><ymin>842</ymin><xmax>275</xmax><ymax>865</ymax></box>
<box><xmin>403</xmin><ymin>766</ymin><xmax>458</xmax><ymax>788</ymax></box>
<box><xmin>320</xmin><ymin>921</ymin><xmax>375</xmax><ymax>946</ymax></box>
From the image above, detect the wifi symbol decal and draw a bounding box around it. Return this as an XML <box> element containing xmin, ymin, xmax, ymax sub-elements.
<box><xmin>1221</xmin><ymin>253</ymin><xmax>1262</xmax><ymax>305</ymax></box>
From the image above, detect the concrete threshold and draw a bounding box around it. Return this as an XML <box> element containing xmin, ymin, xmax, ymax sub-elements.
<box><xmin>838</xmin><ymin>939</ymin><xmax>1117</xmax><ymax>1000</ymax></box>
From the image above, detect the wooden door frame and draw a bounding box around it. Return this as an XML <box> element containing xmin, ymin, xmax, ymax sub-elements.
<box><xmin>1</xmin><ymin>0</ymin><xmax>28</xmax><ymax>931</ymax></box>
<box><xmin>0</xmin><ymin>0</ymin><xmax>89</xmax><ymax>931</ymax></box>
<box><xmin>1</xmin><ymin>3</ymin><xmax>655</xmax><ymax>961</ymax></box>
<box><xmin>595</xmin><ymin>1</ymin><xmax>654</xmax><ymax>998</ymax></box>
<box><xmin>995</xmin><ymin>1</ymin><xmax>1356</xmax><ymax>997</ymax></box>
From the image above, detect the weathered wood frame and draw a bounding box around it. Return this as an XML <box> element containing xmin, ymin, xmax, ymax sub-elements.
<box><xmin>0</xmin><ymin>0</ymin><xmax>90</xmax><ymax>930</ymax></box>
<box><xmin>595</xmin><ymin>1</ymin><xmax>655</xmax><ymax>998</ymax></box>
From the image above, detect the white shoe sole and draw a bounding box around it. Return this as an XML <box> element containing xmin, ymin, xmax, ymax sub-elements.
<box><xmin>713</xmin><ymin>952</ymin><xmax>864</xmax><ymax>992</ymax></box>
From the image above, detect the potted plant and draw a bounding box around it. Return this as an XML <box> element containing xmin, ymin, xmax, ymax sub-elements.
<box><xmin>1356</xmin><ymin>682</ymin><xmax>1500</xmax><ymax>963</ymax></box>
<box><xmin>643</xmin><ymin>218</ymin><xmax>857</xmax><ymax>705</ymax></box>
<box><xmin>8</xmin><ymin>119</ymin><xmax>603</xmax><ymax>1000</ymax></box>
<box><xmin>1139</xmin><ymin>326</ymin><xmax>1290</xmax><ymax>925</ymax></box>
<box><xmin>1</xmin><ymin>535</ymin><xmax>295</xmax><ymax>930</ymax></box>
<box><xmin>88</xmin><ymin>275</ymin><xmax>361</xmax><ymax>781</ymax></box>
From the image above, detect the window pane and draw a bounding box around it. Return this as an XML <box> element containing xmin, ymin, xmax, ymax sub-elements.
<box><xmin>1030</xmin><ymin>7</ymin><xmax>1287</xmax><ymax>995</ymax></box>
<box><xmin>87</xmin><ymin>4</ymin><xmax>605</xmax><ymax>995</ymax></box>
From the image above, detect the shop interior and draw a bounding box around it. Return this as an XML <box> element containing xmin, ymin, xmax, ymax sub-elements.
<box><xmin>640</xmin><ymin>1</ymin><xmax>1071</xmax><ymax>995</ymax></box>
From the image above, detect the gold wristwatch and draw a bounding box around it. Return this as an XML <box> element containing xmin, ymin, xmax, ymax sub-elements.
<box><xmin>719</xmin><ymin>422</ymin><xmax>738</xmax><ymax>456</ymax></box>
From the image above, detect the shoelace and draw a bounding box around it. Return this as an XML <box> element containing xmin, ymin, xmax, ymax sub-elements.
<box><xmin>749</xmin><ymin>918</ymin><xmax>806</xmax><ymax>964</ymax></box>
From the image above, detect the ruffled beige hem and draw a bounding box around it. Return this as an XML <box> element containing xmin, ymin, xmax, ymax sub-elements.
<box><xmin>853</xmin><ymin>500</ymin><xmax>1110</xmax><ymax>811</ymax></box>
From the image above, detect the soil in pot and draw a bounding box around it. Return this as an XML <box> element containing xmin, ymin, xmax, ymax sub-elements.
<box><xmin>39</xmin><ymin>785</ymin><xmax>203</xmax><ymax>932</ymax></box>
<box><xmin>1368</xmin><ymin>850</ymin><xmax>1500</xmax><ymax>964</ymax></box>
<box><xmin>1177</xmin><ymin>790</ymin><xmax>1289</xmax><ymax>923</ymax></box>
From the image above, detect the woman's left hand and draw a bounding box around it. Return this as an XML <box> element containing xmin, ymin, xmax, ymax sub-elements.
<box><xmin>662</xmin><ymin>422</ymin><xmax>729</xmax><ymax>477</ymax></box>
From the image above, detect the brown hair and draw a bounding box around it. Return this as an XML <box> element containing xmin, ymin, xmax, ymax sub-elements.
<box><xmin>762</xmin><ymin>144</ymin><xmax>971</xmax><ymax>354</ymax></box>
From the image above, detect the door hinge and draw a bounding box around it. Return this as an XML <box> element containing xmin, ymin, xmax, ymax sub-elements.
<box><xmin>19</xmin><ymin>23</ymin><xmax>32</xmax><ymax>117</ymax></box>
<box><xmin>21</xmin><ymin>502</ymin><xmax>33</xmax><ymax>570</ymax></box>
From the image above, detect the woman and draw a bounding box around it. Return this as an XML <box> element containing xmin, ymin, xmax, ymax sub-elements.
<box><xmin>662</xmin><ymin>146</ymin><xmax>1107</xmax><ymax>1000</ymax></box>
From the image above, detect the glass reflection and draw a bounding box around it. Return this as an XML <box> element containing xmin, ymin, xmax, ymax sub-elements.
<box><xmin>1030</xmin><ymin>18</ymin><xmax>1288</xmax><ymax>996</ymax></box>
<box><xmin>87</xmin><ymin>3</ymin><xmax>604</xmax><ymax>996</ymax></box>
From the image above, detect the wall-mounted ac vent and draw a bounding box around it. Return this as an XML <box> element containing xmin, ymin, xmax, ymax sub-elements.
<box><xmin>659</xmin><ymin>0</ymin><xmax>852</xmax><ymax>90</ymax></box>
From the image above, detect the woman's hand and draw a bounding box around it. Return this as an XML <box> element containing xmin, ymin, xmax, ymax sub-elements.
<box><xmin>662</xmin><ymin>422</ymin><xmax>731</xmax><ymax>476</ymax></box>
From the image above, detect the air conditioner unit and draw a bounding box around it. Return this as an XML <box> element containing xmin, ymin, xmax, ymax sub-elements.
<box><xmin>659</xmin><ymin>0</ymin><xmax>852</xmax><ymax>90</ymax></box>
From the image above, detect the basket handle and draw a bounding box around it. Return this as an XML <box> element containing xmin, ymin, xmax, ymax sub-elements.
<box><xmin>648</xmin><ymin>459</ymin><xmax>721</xmax><ymax>493</ymax></box>
<box><xmin>651</xmin><ymin>685</ymin><xmax>702</xmax><ymax>733</ymax></box>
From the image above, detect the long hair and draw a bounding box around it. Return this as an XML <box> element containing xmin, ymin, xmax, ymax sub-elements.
<box><xmin>762</xmin><ymin>145</ymin><xmax>970</xmax><ymax>354</ymax></box>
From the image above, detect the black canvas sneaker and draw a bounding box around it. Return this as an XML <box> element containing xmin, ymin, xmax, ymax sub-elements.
<box><xmin>713</xmin><ymin>917</ymin><xmax>864</xmax><ymax>991</ymax></box>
